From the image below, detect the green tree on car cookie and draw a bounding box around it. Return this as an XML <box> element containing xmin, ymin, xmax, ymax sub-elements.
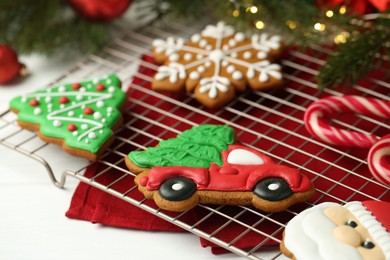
<box><xmin>128</xmin><ymin>124</ymin><xmax>236</xmax><ymax>168</ymax></box>
<box><xmin>9</xmin><ymin>74</ymin><xmax>126</xmax><ymax>161</ymax></box>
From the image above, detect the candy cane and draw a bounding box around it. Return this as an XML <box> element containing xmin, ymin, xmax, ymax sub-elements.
<box><xmin>368</xmin><ymin>134</ymin><xmax>390</xmax><ymax>186</ymax></box>
<box><xmin>304</xmin><ymin>95</ymin><xmax>390</xmax><ymax>186</ymax></box>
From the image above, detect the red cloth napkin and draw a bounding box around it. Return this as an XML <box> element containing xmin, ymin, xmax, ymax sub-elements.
<box><xmin>65</xmin><ymin>162</ymin><xmax>279</xmax><ymax>254</ymax></box>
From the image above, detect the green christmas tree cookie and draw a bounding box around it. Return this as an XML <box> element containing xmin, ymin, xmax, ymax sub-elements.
<box><xmin>10</xmin><ymin>74</ymin><xmax>126</xmax><ymax>161</ymax></box>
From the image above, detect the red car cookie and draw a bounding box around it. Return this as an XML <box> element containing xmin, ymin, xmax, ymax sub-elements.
<box><xmin>125</xmin><ymin>125</ymin><xmax>315</xmax><ymax>212</ymax></box>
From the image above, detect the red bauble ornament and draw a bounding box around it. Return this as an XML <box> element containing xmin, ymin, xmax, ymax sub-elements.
<box><xmin>84</xmin><ymin>107</ymin><xmax>94</xmax><ymax>115</ymax></box>
<box><xmin>96</xmin><ymin>83</ymin><xmax>106</xmax><ymax>91</ymax></box>
<box><xmin>68</xmin><ymin>0</ymin><xmax>132</xmax><ymax>22</ymax></box>
<box><xmin>72</xmin><ymin>83</ymin><xmax>82</xmax><ymax>90</ymax></box>
<box><xmin>0</xmin><ymin>44</ymin><xmax>25</xmax><ymax>85</ymax></box>
<box><xmin>67</xmin><ymin>124</ymin><xmax>78</xmax><ymax>132</ymax></box>
<box><xmin>59</xmin><ymin>96</ymin><xmax>70</xmax><ymax>104</ymax></box>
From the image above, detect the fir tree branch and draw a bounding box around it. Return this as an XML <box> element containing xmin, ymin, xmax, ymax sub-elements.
<box><xmin>317</xmin><ymin>18</ymin><xmax>390</xmax><ymax>89</ymax></box>
<box><xmin>0</xmin><ymin>0</ymin><xmax>110</xmax><ymax>56</ymax></box>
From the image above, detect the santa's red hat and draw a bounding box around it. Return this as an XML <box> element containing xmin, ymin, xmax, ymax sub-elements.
<box><xmin>345</xmin><ymin>201</ymin><xmax>390</xmax><ymax>256</ymax></box>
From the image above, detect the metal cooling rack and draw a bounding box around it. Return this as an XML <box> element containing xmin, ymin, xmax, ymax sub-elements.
<box><xmin>1</xmin><ymin>21</ymin><xmax>389</xmax><ymax>259</ymax></box>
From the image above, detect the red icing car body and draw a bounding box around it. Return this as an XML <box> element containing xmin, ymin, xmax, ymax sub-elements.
<box><xmin>139</xmin><ymin>144</ymin><xmax>312</xmax><ymax>194</ymax></box>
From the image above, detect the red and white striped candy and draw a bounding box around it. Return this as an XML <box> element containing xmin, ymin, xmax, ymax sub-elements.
<box><xmin>304</xmin><ymin>95</ymin><xmax>390</xmax><ymax>186</ymax></box>
<box><xmin>304</xmin><ymin>95</ymin><xmax>390</xmax><ymax>148</ymax></box>
<box><xmin>368</xmin><ymin>134</ymin><xmax>390</xmax><ymax>186</ymax></box>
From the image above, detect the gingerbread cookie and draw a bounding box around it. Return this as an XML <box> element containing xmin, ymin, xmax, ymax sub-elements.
<box><xmin>125</xmin><ymin>124</ymin><xmax>314</xmax><ymax>212</ymax></box>
<box><xmin>280</xmin><ymin>201</ymin><xmax>390</xmax><ymax>260</ymax></box>
<box><xmin>10</xmin><ymin>74</ymin><xmax>126</xmax><ymax>161</ymax></box>
<box><xmin>151</xmin><ymin>21</ymin><xmax>284</xmax><ymax>109</ymax></box>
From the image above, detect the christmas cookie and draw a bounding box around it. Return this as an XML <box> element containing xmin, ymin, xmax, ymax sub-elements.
<box><xmin>280</xmin><ymin>201</ymin><xmax>390</xmax><ymax>260</ymax></box>
<box><xmin>151</xmin><ymin>21</ymin><xmax>284</xmax><ymax>109</ymax></box>
<box><xmin>125</xmin><ymin>124</ymin><xmax>314</xmax><ymax>212</ymax></box>
<box><xmin>9</xmin><ymin>74</ymin><xmax>126</xmax><ymax>161</ymax></box>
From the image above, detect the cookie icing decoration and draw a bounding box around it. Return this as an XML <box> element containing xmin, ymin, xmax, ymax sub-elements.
<box><xmin>9</xmin><ymin>74</ymin><xmax>126</xmax><ymax>161</ymax></box>
<box><xmin>281</xmin><ymin>201</ymin><xmax>390</xmax><ymax>260</ymax></box>
<box><xmin>125</xmin><ymin>124</ymin><xmax>314</xmax><ymax>212</ymax></box>
<box><xmin>151</xmin><ymin>21</ymin><xmax>284</xmax><ymax>109</ymax></box>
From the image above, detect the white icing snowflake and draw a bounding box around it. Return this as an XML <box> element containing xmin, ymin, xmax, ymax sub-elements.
<box><xmin>152</xmin><ymin>21</ymin><xmax>283</xmax><ymax>108</ymax></box>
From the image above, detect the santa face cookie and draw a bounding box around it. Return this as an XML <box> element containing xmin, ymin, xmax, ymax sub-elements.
<box><xmin>280</xmin><ymin>201</ymin><xmax>390</xmax><ymax>260</ymax></box>
<box><xmin>9</xmin><ymin>74</ymin><xmax>126</xmax><ymax>161</ymax></box>
<box><xmin>125</xmin><ymin>124</ymin><xmax>314</xmax><ymax>212</ymax></box>
<box><xmin>152</xmin><ymin>21</ymin><xmax>284</xmax><ymax>109</ymax></box>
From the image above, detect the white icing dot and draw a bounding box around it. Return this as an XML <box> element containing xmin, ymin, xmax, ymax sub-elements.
<box><xmin>169</xmin><ymin>53</ymin><xmax>179</xmax><ymax>62</ymax></box>
<box><xmin>243</xmin><ymin>51</ymin><xmax>252</xmax><ymax>59</ymax></box>
<box><xmin>199</xmin><ymin>39</ymin><xmax>207</xmax><ymax>47</ymax></box>
<box><xmin>205</xmin><ymin>61</ymin><xmax>212</xmax><ymax>67</ymax></box>
<box><xmin>107</xmin><ymin>107</ymin><xmax>113</xmax><ymax>113</ymax></box>
<box><xmin>247</xmin><ymin>68</ymin><xmax>255</xmax><ymax>79</ymax></box>
<box><xmin>45</xmin><ymin>96</ymin><xmax>52</xmax><ymax>102</ymax></box>
<box><xmin>232</xmin><ymin>71</ymin><xmax>243</xmax><ymax>80</ymax></box>
<box><xmin>107</xmin><ymin>113</ymin><xmax>112</xmax><ymax>117</ymax></box>
<box><xmin>222</xmin><ymin>45</ymin><xmax>229</xmax><ymax>51</ymax></box>
<box><xmin>79</xmin><ymin>114</ymin><xmax>84</xmax><ymax>118</ymax></box>
<box><xmin>189</xmin><ymin>71</ymin><xmax>200</xmax><ymax>80</ymax></box>
<box><xmin>21</xmin><ymin>96</ymin><xmax>27</xmax><ymax>103</ymax></box>
<box><xmin>92</xmin><ymin>78</ymin><xmax>99</xmax><ymax>84</ymax></box>
<box><xmin>172</xmin><ymin>183</ymin><xmax>183</xmax><ymax>191</ymax></box>
<box><xmin>108</xmin><ymin>86</ymin><xmax>115</xmax><ymax>93</ymax></box>
<box><xmin>197</xmin><ymin>54</ymin><xmax>204</xmax><ymax>59</ymax></box>
<box><xmin>76</xmin><ymin>94</ymin><xmax>83</xmax><ymax>101</ymax></box>
<box><xmin>60</xmin><ymin>104</ymin><xmax>65</xmax><ymax>109</ymax></box>
<box><xmin>208</xmin><ymin>49</ymin><xmax>225</xmax><ymax>63</ymax></box>
<box><xmin>34</xmin><ymin>108</ymin><xmax>42</xmax><ymax>115</ymax></box>
<box><xmin>234</xmin><ymin>32</ymin><xmax>245</xmax><ymax>42</ymax></box>
<box><xmin>72</xmin><ymin>131</ymin><xmax>78</xmax><ymax>136</ymax></box>
<box><xmin>85</xmin><ymin>139</ymin><xmax>89</xmax><ymax>144</ymax></box>
<box><xmin>268</xmin><ymin>183</ymin><xmax>280</xmax><ymax>191</ymax></box>
<box><xmin>230</xmin><ymin>52</ymin><xmax>237</xmax><ymax>58</ymax></box>
<box><xmin>106</xmin><ymin>79</ymin><xmax>112</xmax><ymax>84</ymax></box>
<box><xmin>81</xmin><ymin>104</ymin><xmax>86</xmax><ymax>109</ymax></box>
<box><xmin>257</xmin><ymin>51</ymin><xmax>267</xmax><ymax>59</ymax></box>
<box><xmin>71</xmin><ymin>101</ymin><xmax>76</xmax><ymax>105</ymax></box>
<box><xmin>228</xmin><ymin>39</ymin><xmax>237</xmax><ymax>47</ymax></box>
<box><xmin>58</xmin><ymin>86</ymin><xmax>66</xmax><ymax>92</ymax></box>
<box><xmin>227</xmin><ymin>65</ymin><xmax>236</xmax><ymax>73</ymax></box>
<box><xmin>93</xmin><ymin>112</ymin><xmax>102</xmax><ymax>119</ymax></box>
<box><xmin>68</xmin><ymin>111</ymin><xmax>75</xmax><ymax>117</ymax></box>
<box><xmin>47</xmin><ymin>103</ymin><xmax>53</xmax><ymax>109</ymax></box>
<box><xmin>53</xmin><ymin>120</ymin><xmax>62</xmax><ymax>127</ymax></box>
<box><xmin>96</xmin><ymin>101</ymin><xmax>105</xmax><ymax>107</ymax></box>
<box><xmin>87</xmin><ymin>84</ymin><xmax>92</xmax><ymax>89</ymax></box>
<box><xmin>184</xmin><ymin>53</ymin><xmax>192</xmax><ymax>61</ymax></box>
<box><xmin>81</xmin><ymin>124</ymin><xmax>88</xmax><ymax>130</ymax></box>
<box><xmin>79</xmin><ymin>87</ymin><xmax>86</xmax><ymax>92</ymax></box>
<box><xmin>205</xmin><ymin>45</ymin><xmax>213</xmax><ymax>50</ymax></box>
<box><xmin>221</xmin><ymin>60</ymin><xmax>229</xmax><ymax>67</ymax></box>
<box><xmin>191</xmin><ymin>34</ymin><xmax>201</xmax><ymax>43</ymax></box>
<box><xmin>197</xmin><ymin>66</ymin><xmax>206</xmax><ymax>73</ymax></box>
<box><xmin>101</xmin><ymin>118</ymin><xmax>106</xmax><ymax>123</ymax></box>
<box><xmin>99</xmin><ymin>130</ymin><xmax>104</xmax><ymax>134</ymax></box>
<box><xmin>88</xmin><ymin>96</ymin><xmax>93</xmax><ymax>100</ymax></box>
<box><xmin>88</xmin><ymin>132</ymin><xmax>97</xmax><ymax>139</ymax></box>
<box><xmin>46</xmin><ymin>88</ymin><xmax>52</xmax><ymax>93</ymax></box>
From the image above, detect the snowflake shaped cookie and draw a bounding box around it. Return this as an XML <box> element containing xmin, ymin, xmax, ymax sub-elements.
<box><xmin>152</xmin><ymin>21</ymin><xmax>284</xmax><ymax>109</ymax></box>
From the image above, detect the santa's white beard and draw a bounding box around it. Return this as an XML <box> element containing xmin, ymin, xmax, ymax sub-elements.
<box><xmin>284</xmin><ymin>203</ymin><xmax>362</xmax><ymax>260</ymax></box>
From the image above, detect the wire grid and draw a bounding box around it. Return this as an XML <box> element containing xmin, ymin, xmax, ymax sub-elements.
<box><xmin>1</xmin><ymin>21</ymin><xmax>390</xmax><ymax>259</ymax></box>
